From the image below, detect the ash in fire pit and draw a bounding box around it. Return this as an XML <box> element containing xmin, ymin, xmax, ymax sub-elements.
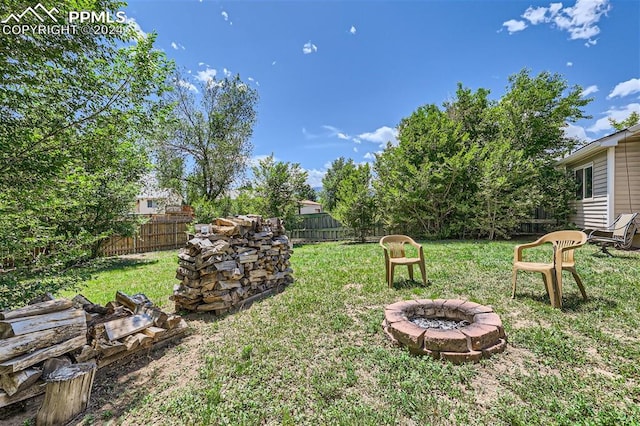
<box><xmin>382</xmin><ymin>299</ymin><xmax>507</xmax><ymax>363</ymax></box>
<box><xmin>410</xmin><ymin>317</ymin><xmax>470</xmax><ymax>330</ymax></box>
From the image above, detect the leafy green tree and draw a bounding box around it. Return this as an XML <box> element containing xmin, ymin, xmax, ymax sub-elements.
<box><xmin>154</xmin><ymin>72</ymin><xmax>258</xmax><ymax>206</ymax></box>
<box><xmin>498</xmin><ymin>69</ymin><xmax>590</xmax><ymax>160</ymax></box>
<box><xmin>374</xmin><ymin>104</ymin><xmax>474</xmax><ymax>237</ymax></box>
<box><xmin>333</xmin><ymin>163</ymin><xmax>378</xmax><ymax>242</ymax></box>
<box><xmin>0</xmin><ymin>2</ymin><xmax>172</xmax><ymax>308</ymax></box>
<box><xmin>609</xmin><ymin>111</ymin><xmax>640</xmax><ymax>131</ymax></box>
<box><xmin>374</xmin><ymin>70</ymin><xmax>591</xmax><ymax>240</ymax></box>
<box><xmin>320</xmin><ymin>157</ymin><xmax>356</xmax><ymax>212</ymax></box>
<box><xmin>249</xmin><ymin>155</ymin><xmax>309</xmax><ymax>228</ymax></box>
<box><xmin>472</xmin><ymin>140</ymin><xmax>541</xmax><ymax>239</ymax></box>
<box><xmin>297</xmin><ymin>184</ymin><xmax>318</xmax><ymax>202</ymax></box>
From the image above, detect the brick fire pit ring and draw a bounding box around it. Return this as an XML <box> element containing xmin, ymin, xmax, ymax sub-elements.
<box><xmin>382</xmin><ymin>299</ymin><xmax>506</xmax><ymax>363</ymax></box>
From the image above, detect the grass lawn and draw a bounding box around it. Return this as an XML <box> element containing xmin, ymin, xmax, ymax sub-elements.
<box><xmin>64</xmin><ymin>240</ymin><xmax>640</xmax><ymax>425</ymax></box>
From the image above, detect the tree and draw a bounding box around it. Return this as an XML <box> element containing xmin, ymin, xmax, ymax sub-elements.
<box><xmin>249</xmin><ymin>155</ymin><xmax>309</xmax><ymax>227</ymax></box>
<box><xmin>320</xmin><ymin>157</ymin><xmax>356</xmax><ymax>212</ymax></box>
<box><xmin>333</xmin><ymin>163</ymin><xmax>378</xmax><ymax>242</ymax></box>
<box><xmin>472</xmin><ymin>140</ymin><xmax>541</xmax><ymax>240</ymax></box>
<box><xmin>374</xmin><ymin>104</ymin><xmax>474</xmax><ymax>237</ymax></box>
<box><xmin>609</xmin><ymin>111</ymin><xmax>640</xmax><ymax>131</ymax></box>
<box><xmin>154</xmin><ymin>72</ymin><xmax>258</xmax><ymax>206</ymax></box>
<box><xmin>498</xmin><ymin>69</ymin><xmax>590</xmax><ymax>160</ymax></box>
<box><xmin>0</xmin><ymin>2</ymin><xmax>172</xmax><ymax>308</ymax></box>
<box><xmin>374</xmin><ymin>70</ymin><xmax>591</xmax><ymax>239</ymax></box>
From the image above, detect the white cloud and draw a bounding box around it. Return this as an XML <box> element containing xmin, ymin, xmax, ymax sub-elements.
<box><xmin>302</xmin><ymin>41</ymin><xmax>318</xmax><ymax>54</ymax></box>
<box><xmin>322</xmin><ymin>125</ymin><xmax>351</xmax><ymax>141</ymax></box>
<box><xmin>353</xmin><ymin>147</ymin><xmax>358</xmax><ymax>153</ymax></box>
<box><xmin>504</xmin><ymin>0</ymin><xmax>611</xmax><ymax>45</ymax></box>
<box><xmin>223</xmin><ymin>68</ymin><xmax>232</xmax><ymax>78</ymax></box>
<box><xmin>221</xmin><ymin>11</ymin><xmax>229</xmax><ymax>21</ymax></box>
<box><xmin>566</xmin><ymin>61</ymin><xmax>573</xmax><ymax>67</ymax></box>
<box><xmin>198</xmin><ymin>62</ymin><xmax>206</xmax><ymax>67</ymax></box>
<box><xmin>171</xmin><ymin>42</ymin><xmax>185</xmax><ymax>50</ymax></box>
<box><xmin>563</xmin><ymin>123</ymin><xmax>589</xmax><ymax>142</ymax></box>
<box><xmin>195</xmin><ymin>67</ymin><xmax>217</xmax><ymax>82</ymax></box>
<box><xmin>502</xmin><ymin>19</ymin><xmax>527</xmax><ymax>34</ymax></box>
<box><xmin>350</xmin><ymin>25</ymin><xmax>356</xmax><ymax>35</ymax></box>
<box><xmin>607</xmin><ymin>78</ymin><xmax>640</xmax><ymax>99</ymax></box>
<box><xmin>304</xmin><ymin>169</ymin><xmax>325</xmax><ymax>188</ymax></box>
<box><xmin>358</xmin><ymin>126</ymin><xmax>399</xmax><ymax>146</ymax></box>
<box><xmin>587</xmin><ymin>103</ymin><xmax>640</xmax><ymax>133</ymax></box>
<box><xmin>125</xmin><ymin>17</ymin><xmax>146</xmax><ymax>39</ymax></box>
<box><xmin>553</xmin><ymin>0</ymin><xmax>611</xmax><ymax>41</ymax></box>
<box><xmin>272</xmin><ymin>61</ymin><xmax>277</xmax><ymax>66</ymax></box>
<box><xmin>523</xmin><ymin>6</ymin><xmax>550</xmax><ymax>25</ymax></box>
<box><xmin>363</xmin><ymin>152</ymin><xmax>375</xmax><ymax>160</ymax></box>
<box><xmin>580</xmin><ymin>85</ymin><xmax>598</xmax><ymax>97</ymax></box>
<box><xmin>177</xmin><ymin>79</ymin><xmax>198</xmax><ymax>93</ymax></box>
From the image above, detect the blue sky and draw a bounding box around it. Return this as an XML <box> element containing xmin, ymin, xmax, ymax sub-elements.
<box><xmin>125</xmin><ymin>0</ymin><xmax>640</xmax><ymax>187</ymax></box>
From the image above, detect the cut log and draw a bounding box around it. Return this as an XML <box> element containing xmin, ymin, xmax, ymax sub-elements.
<box><xmin>122</xmin><ymin>333</ymin><xmax>152</xmax><ymax>351</ymax></box>
<box><xmin>141</xmin><ymin>326</ymin><xmax>167</xmax><ymax>340</ymax></box>
<box><xmin>73</xmin><ymin>294</ymin><xmax>110</xmax><ymax>315</ymax></box>
<box><xmin>0</xmin><ymin>335</ymin><xmax>86</xmax><ymax>374</ymax></box>
<box><xmin>115</xmin><ymin>291</ymin><xmax>143</xmax><ymax>312</ymax></box>
<box><xmin>97</xmin><ymin>340</ymin><xmax>126</xmax><ymax>358</ymax></box>
<box><xmin>98</xmin><ymin>320</ymin><xmax>189</xmax><ymax>369</ymax></box>
<box><xmin>74</xmin><ymin>345</ymin><xmax>98</xmax><ymax>363</ymax></box>
<box><xmin>0</xmin><ymin>323</ymin><xmax>86</xmax><ymax>363</ymax></box>
<box><xmin>0</xmin><ymin>367</ymin><xmax>42</xmax><ymax>396</ymax></box>
<box><xmin>0</xmin><ymin>308</ymin><xmax>86</xmax><ymax>339</ymax></box>
<box><xmin>42</xmin><ymin>356</ymin><xmax>72</xmax><ymax>380</ymax></box>
<box><xmin>164</xmin><ymin>315</ymin><xmax>182</xmax><ymax>329</ymax></box>
<box><xmin>0</xmin><ymin>381</ymin><xmax>46</xmax><ymax>409</ymax></box>
<box><xmin>138</xmin><ymin>306</ymin><xmax>169</xmax><ymax>328</ymax></box>
<box><xmin>0</xmin><ymin>299</ymin><xmax>73</xmax><ymax>321</ymax></box>
<box><xmin>103</xmin><ymin>313</ymin><xmax>153</xmax><ymax>341</ymax></box>
<box><xmin>36</xmin><ymin>362</ymin><xmax>97</xmax><ymax>426</ymax></box>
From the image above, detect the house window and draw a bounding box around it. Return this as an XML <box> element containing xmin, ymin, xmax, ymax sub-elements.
<box><xmin>147</xmin><ymin>200</ymin><xmax>157</xmax><ymax>209</ymax></box>
<box><xmin>574</xmin><ymin>165</ymin><xmax>593</xmax><ymax>200</ymax></box>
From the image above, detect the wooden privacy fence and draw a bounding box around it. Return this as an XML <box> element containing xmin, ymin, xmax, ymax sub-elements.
<box><xmin>100</xmin><ymin>218</ymin><xmax>191</xmax><ymax>256</ymax></box>
<box><xmin>288</xmin><ymin>213</ymin><xmax>386</xmax><ymax>242</ymax></box>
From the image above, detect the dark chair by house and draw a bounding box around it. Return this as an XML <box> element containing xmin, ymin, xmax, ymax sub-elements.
<box><xmin>584</xmin><ymin>213</ymin><xmax>638</xmax><ymax>256</ymax></box>
<box><xmin>379</xmin><ymin>235</ymin><xmax>427</xmax><ymax>288</ymax></box>
<box><xmin>512</xmin><ymin>230</ymin><xmax>588</xmax><ymax>309</ymax></box>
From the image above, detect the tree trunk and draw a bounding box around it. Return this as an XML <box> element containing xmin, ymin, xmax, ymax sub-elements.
<box><xmin>36</xmin><ymin>362</ymin><xmax>96</xmax><ymax>426</ymax></box>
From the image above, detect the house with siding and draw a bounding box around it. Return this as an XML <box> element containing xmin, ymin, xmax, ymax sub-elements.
<box><xmin>298</xmin><ymin>200</ymin><xmax>323</xmax><ymax>215</ymax></box>
<box><xmin>557</xmin><ymin>123</ymin><xmax>640</xmax><ymax>246</ymax></box>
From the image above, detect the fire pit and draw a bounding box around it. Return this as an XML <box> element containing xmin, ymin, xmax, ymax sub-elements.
<box><xmin>382</xmin><ymin>299</ymin><xmax>506</xmax><ymax>363</ymax></box>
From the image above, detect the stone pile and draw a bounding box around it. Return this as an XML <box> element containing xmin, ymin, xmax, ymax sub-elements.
<box><xmin>172</xmin><ymin>215</ymin><xmax>294</xmax><ymax>314</ymax></box>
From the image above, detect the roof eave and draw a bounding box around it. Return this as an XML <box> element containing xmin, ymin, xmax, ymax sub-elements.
<box><xmin>557</xmin><ymin>125</ymin><xmax>640</xmax><ymax>166</ymax></box>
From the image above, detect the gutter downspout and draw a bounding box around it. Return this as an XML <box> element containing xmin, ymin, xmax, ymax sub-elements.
<box><xmin>607</xmin><ymin>146</ymin><xmax>615</xmax><ymax>225</ymax></box>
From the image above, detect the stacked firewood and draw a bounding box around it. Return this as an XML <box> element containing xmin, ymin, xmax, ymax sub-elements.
<box><xmin>0</xmin><ymin>299</ymin><xmax>87</xmax><ymax>401</ymax></box>
<box><xmin>74</xmin><ymin>291</ymin><xmax>186</xmax><ymax>368</ymax></box>
<box><xmin>0</xmin><ymin>292</ymin><xmax>187</xmax><ymax>409</ymax></box>
<box><xmin>172</xmin><ymin>215</ymin><xmax>294</xmax><ymax>314</ymax></box>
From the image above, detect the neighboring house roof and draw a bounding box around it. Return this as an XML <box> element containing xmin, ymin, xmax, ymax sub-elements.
<box><xmin>136</xmin><ymin>174</ymin><xmax>183</xmax><ymax>205</ymax></box>
<box><xmin>557</xmin><ymin>123</ymin><xmax>640</xmax><ymax>166</ymax></box>
<box><xmin>299</xmin><ymin>200</ymin><xmax>322</xmax><ymax>206</ymax></box>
